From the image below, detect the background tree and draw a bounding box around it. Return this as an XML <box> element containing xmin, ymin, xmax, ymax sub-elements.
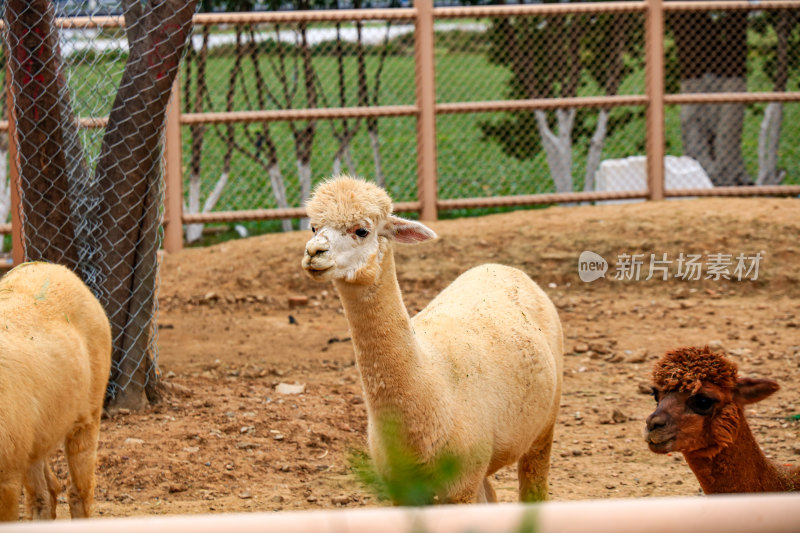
<box><xmin>185</xmin><ymin>0</ymin><xmax>327</xmax><ymax>235</ymax></box>
<box><xmin>0</xmin><ymin>47</ymin><xmax>10</xmax><ymax>248</ymax></box>
<box><xmin>752</xmin><ymin>10</ymin><xmax>800</xmax><ymax>185</ymax></box>
<box><xmin>4</xmin><ymin>0</ymin><xmax>198</xmax><ymax>410</ymax></box>
<box><xmin>481</xmin><ymin>4</ymin><xmax>641</xmax><ymax>193</ymax></box>
<box><xmin>669</xmin><ymin>8</ymin><xmax>751</xmax><ymax>186</ymax></box>
<box><xmin>324</xmin><ymin>0</ymin><xmax>396</xmax><ymax>186</ymax></box>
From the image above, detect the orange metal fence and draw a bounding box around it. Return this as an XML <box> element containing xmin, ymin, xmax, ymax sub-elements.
<box><xmin>2</xmin><ymin>1</ymin><xmax>800</xmax><ymax>257</ymax></box>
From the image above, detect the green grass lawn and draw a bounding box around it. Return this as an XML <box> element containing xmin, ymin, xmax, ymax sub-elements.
<box><xmin>48</xmin><ymin>22</ymin><xmax>800</xmax><ymax>240</ymax></box>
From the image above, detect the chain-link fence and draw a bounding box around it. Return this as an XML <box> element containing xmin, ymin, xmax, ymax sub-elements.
<box><xmin>0</xmin><ymin>0</ymin><xmax>198</xmax><ymax>410</ymax></box>
<box><xmin>180</xmin><ymin>14</ymin><xmax>420</xmax><ymax>239</ymax></box>
<box><xmin>0</xmin><ymin>1</ymin><xmax>798</xmax><ymax>406</ymax></box>
<box><xmin>665</xmin><ymin>7</ymin><xmax>800</xmax><ymax>189</ymax></box>
<box><xmin>435</xmin><ymin>10</ymin><xmax>647</xmax><ymax>202</ymax></box>
<box><xmin>178</xmin><ymin>1</ymin><xmax>799</xmax><ymax>241</ymax></box>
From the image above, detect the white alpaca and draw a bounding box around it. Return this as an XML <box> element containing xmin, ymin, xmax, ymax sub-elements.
<box><xmin>301</xmin><ymin>176</ymin><xmax>563</xmax><ymax>504</ymax></box>
<box><xmin>0</xmin><ymin>262</ymin><xmax>111</xmax><ymax>521</ymax></box>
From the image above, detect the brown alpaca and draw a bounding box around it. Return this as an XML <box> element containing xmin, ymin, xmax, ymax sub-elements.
<box><xmin>645</xmin><ymin>346</ymin><xmax>799</xmax><ymax>494</ymax></box>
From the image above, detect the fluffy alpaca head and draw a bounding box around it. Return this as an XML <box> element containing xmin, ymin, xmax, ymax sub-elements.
<box><xmin>645</xmin><ymin>346</ymin><xmax>779</xmax><ymax>458</ymax></box>
<box><xmin>653</xmin><ymin>346</ymin><xmax>739</xmax><ymax>395</ymax></box>
<box><xmin>301</xmin><ymin>175</ymin><xmax>437</xmax><ymax>284</ymax></box>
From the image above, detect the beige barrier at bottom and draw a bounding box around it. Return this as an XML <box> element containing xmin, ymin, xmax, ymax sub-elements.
<box><xmin>3</xmin><ymin>494</ymin><xmax>800</xmax><ymax>533</ymax></box>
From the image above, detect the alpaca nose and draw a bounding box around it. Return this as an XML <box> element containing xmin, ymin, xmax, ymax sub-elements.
<box><xmin>305</xmin><ymin>239</ymin><xmax>329</xmax><ymax>258</ymax></box>
<box><xmin>646</xmin><ymin>411</ymin><xmax>667</xmax><ymax>432</ymax></box>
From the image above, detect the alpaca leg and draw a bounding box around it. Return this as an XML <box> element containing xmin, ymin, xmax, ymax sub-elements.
<box><xmin>24</xmin><ymin>461</ymin><xmax>58</xmax><ymax>520</ymax></box>
<box><xmin>442</xmin><ymin>473</ymin><xmax>484</xmax><ymax>504</ymax></box>
<box><xmin>64</xmin><ymin>423</ymin><xmax>100</xmax><ymax>518</ymax></box>
<box><xmin>518</xmin><ymin>425</ymin><xmax>554</xmax><ymax>502</ymax></box>
<box><xmin>480</xmin><ymin>477</ymin><xmax>498</xmax><ymax>503</ymax></box>
<box><xmin>0</xmin><ymin>476</ymin><xmax>21</xmax><ymax>522</ymax></box>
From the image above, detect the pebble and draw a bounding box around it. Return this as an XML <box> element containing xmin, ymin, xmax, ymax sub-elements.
<box><xmin>626</xmin><ymin>348</ymin><xmax>648</xmax><ymax>364</ymax></box>
<box><xmin>331</xmin><ymin>495</ymin><xmax>351</xmax><ymax>506</ymax></box>
<box><xmin>288</xmin><ymin>295</ymin><xmax>309</xmax><ymax>308</ymax></box>
<box><xmin>275</xmin><ymin>382</ymin><xmax>306</xmax><ymax>395</ymax></box>
<box><xmin>708</xmin><ymin>340</ymin><xmax>725</xmax><ymax>352</ymax></box>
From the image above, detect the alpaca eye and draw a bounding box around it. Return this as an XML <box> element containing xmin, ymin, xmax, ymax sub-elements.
<box><xmin>355</xmin><ymin>228</ymin><xmax>369</xmax><ymax>238</ymax></box>
<box><xmin>689</xmin><ymin>394</ymin><xmax>716</xmax><ymax>415</ymax></box>
<box><xmin>651</xmin><ymin>388</ymin><xmax>660</xmax><ymax>402</ymax></box>
<box><xmin>311</xmin><ymin>226</ymin><xmax>316</xmax><ymax>234</ymax></box>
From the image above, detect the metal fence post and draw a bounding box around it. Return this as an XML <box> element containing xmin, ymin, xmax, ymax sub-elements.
<box><xmin>645</xmin><ymin>0</ymin><xmax>665</xmax><ymax>200</ymax></box>
<box><xmin>414</xmin><ymin>0</ymin><xmax>438</xmax><ymax>221</ymax></box>
<box><xmin>6</xmin><ymin>70</ymin><xmax>23</xmax><ymax>265</ymax></box>
<box><xmin>163</xmin><ymin>76</ymin><xmax>183</xmax><ymax>253</ymax></box>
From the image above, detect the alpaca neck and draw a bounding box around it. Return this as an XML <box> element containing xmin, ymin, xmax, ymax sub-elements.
<box><xmin>333</xmin><ymin>249</ymin><xmax>432</xmax><ymax>417</ymax></box>
<box><xmin>683</xmin><ymin>419</ymin><xmax>796</xmax><ymax>493</ymax></box>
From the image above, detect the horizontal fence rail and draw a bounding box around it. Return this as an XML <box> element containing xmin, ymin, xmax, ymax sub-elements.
<box><xmin>2</xmin><ymin>494</ymin><xmax>800</xmax><ymax>533</ymax></box>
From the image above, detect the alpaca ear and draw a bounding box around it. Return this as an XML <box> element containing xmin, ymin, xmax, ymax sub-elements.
<box><xmin>383</xmin><ymin>215</ymin><xmax>437</xmax><ymax>244</ymax></box>
<box><xmin>735</xmin><ymin>377</ymin><xmax>780</xmax><ymax>405</ymax></box>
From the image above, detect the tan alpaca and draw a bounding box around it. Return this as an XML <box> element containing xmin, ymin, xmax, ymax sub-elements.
<box><xmin>302</xmin><ymin>176</ymin><xmax>563</xmax><ymax>504</ymax></box>
<box><xmin>0</xmin><ymin>262</ymin><xmax>112</xmax><ymax>521</ymax></box>
<box><xmin>645</xmin><ymin>346</ymin><xmax>799</xmax><ymax>493</ymax></box>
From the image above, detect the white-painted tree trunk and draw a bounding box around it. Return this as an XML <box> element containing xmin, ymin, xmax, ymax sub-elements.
<box><xmin>185</xmin><ymin>170</ymin><xmax>233</xmax><ymax>243</ymax></box>
<box><xmin>534</xmin><ymin>109</ymin><xmax>575</xmax><ymax>194</ymax></box>
<box><xmin>185</xmin><ymin>171</ymin><xmax>203</xmax><ymax>243</ymax></box>
<box><xmin>584</xmin><ymin>109</ymin><xmax>610</xmax><ymax>193</ymax></box>
<box><xmin>269</xmin><ymin>163</ymin><xmax>293</xmax><ymax>233</ymax></box>
<box><xmin>333</xmin><ymin>142</ymin><xmax>356</xmax><ymax>177</ymax></box>
<box><xmin>297</xmin><ymin>160</ymin><xmax>312</xmax><ymax>231</ymax></box>
<box><xmin>369</xmin><ymin>129</ymin><xmax>385</xmax><ymax>188</ymax></box>
<box><xmin>757</xmin><ymin>102</ymin><xmax>784</xmax><ymax>186</ymax></box>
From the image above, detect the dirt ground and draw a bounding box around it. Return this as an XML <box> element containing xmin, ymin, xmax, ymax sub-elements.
<box><xmin>37</xmin><ymin>197</ymin><xmax>800</xmax><ymax>519</ymax></box>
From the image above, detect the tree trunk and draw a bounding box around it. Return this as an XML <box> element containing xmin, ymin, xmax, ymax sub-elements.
<box><xmin>97</xmin><ymin>0</ymin><xmax>198</xmax><ymax>411</ymax></box>
<box><xmin>757</xmin><ymin>12</ymin><xmax>792</xmax><ymax>186</ymax></box>
<box><xmin>369</xmin><ymin>129</ymin><xmax>385</xmax><ymax>188</ymax></box>
<box><xmin>0</xmin><ymin>144</ymin><xmax>9</xmax><ymax>251</ymax></box>
<box><xmin>367</xmin><ymin>20</ymin><xmax>393</xmax><ymax>188</ymax></box>
<box><xmin>185</xmin><ymin>171</ymin><xmax>204</xmax><ymax>244</ymax></box>
<box><xmin>0</xmin><ymin>126</ymin><xmax>9</xmax><ymax>249</ymax></box>
<box><xmin>294</xmin><ymin>21</ymin><xmax>317</xmax><ymax>231</ymax></box>
<box><xmin>5</xmin><ymin>0</ymin><xmax>85</xmax><ymax>268</ymax></box>
<box><xmin>534</xmin><ymin>109</ymin><xmax>575</xmax><ymax>193</ymax></box>
<box><xmin>585</xmin><ymin>15</ymin><xmax>627</xmax><ymax>192</ymax></box>
<box><xmin>269</xmin><ymin>164</ymin><xmax>293</xmax><ymax>233</ymax></box>
<box><xmin>245</xmin><ymin>25</ymin><xmax>293</xmax><ymax>231</ymax></box>
<box><xmin>672</xmin><ymin>10</ymin><xmax>752</xmax><ymax>186</ymax></box>
<box><xmin>185</xmin><ymin>24</ymin><xmax>209</xmax><ymax>243</ymax></box>
<box><xmin>757</xmin><ymin>103</ymin><xmax>783</xmax><ymax>185</ymax></box>
<box><xmin>679</xmin><ymin>76</ymin><xmax>750</xmax><ymax>186</ymax></box>
<box><xmin>585</xmin><ymin>109</ymin><xmax>610</xmax><ymax>192</ymax></box>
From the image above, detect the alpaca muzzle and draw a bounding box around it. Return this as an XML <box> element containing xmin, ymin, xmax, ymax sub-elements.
<box><xmin>644</xmin><ymin>409</ymin><xmax>676</xmax><ymax>452</ymax></box>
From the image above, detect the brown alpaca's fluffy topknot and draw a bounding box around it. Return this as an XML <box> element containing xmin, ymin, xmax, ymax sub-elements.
<box><xmin>653</xmin><ymin>346</ymin><xmax>738</xmax><ymax>394</ymax></box>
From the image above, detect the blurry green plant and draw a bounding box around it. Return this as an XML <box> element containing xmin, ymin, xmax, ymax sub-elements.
<box><xmin>348</xmin><ymin>413</ymin><xmax>463</xmax><ymax>506</ymax></box>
